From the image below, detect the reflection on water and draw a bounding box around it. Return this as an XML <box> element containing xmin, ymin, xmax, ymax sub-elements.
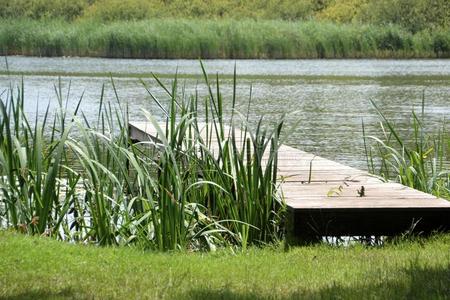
<box><xmin>0</xmin><ymin>57</ymin><xmax>449</xmax><ymax>169</ymax></box>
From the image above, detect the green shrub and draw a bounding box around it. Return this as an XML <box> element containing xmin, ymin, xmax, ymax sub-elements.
<box><xmin>0</xmin><ymin>0</ymin><xmax>88</xmax><ymax>21</ymax></box>
<box><xmin>316</xmin><ymin>0</ymin><xmax>367</xmax><ymax>23</ymax></box>
<box><xmin>433</xmin><ymin>30</ymin><xmax>450</xmax><ymax>56</ymax></box>
<box><xmin>83</xmin><ymin>0</ymin><xmax>155</xmax><ymax>21</ymax></box>
<box><xmin>357</xmin><ymin>0</ymin><xmax>450</xmax><ymax>33</ymax></box>
<box><xmin>0</xmin><ymin>0</ymin><xmax>449</xmax><ymax>33</ymax></box>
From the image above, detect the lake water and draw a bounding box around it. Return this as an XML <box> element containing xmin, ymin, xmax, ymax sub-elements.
<box><xmin>1</xmin><ymin>57</ymin><xmax>449</xmax><ymax>169</ymax></box>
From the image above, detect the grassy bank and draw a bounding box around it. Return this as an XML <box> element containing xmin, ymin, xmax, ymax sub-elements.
<box><xmin>1</xmin><ymin>231</ymin><xmax>450</xmax><ymax>299</ymax></box>
<box><xmin>1</xmin><ymin>19</ymin><xmax>449</xmax><ymax>59</ymax></box>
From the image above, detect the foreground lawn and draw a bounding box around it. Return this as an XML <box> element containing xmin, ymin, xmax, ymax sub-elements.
<box><xmin>1</xmin><ymin>231</ymin><xmax>449</xmax><ymax>299</ymax></box>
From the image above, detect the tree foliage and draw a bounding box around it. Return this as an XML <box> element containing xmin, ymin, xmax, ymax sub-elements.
<box><xmin>0</xmin><ymin>0</ymin><xmax>448</xmax><ymax>32</ymax></box>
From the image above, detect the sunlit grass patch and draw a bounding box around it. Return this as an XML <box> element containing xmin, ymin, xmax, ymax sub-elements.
<box><xmin>1</xmin><ymin>230</ymin><xmax>449</xmax><ymax>299</ymax></box>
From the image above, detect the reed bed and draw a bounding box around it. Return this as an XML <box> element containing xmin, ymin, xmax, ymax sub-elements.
<box><xmin>1</xmin><ymin>19</ymin><xmax>449</xmax><ymax>59</ymax></box>
<box><xmin>0</xmin><ymin>65</ymin><xmax>287</xmax><ymax>251</ymax></box>
<box><xmin>364</xmin><ymin>99</ymin><xmax>450</xmax><ymax>200</ymax></box>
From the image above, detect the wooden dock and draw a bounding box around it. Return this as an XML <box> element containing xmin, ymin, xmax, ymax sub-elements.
<box><xmin>129</xmin><ymin>121</ymin><xmax>450</xmax><ymax>240</ymax></box>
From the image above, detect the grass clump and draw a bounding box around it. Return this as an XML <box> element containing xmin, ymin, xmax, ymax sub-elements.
<box><xmin>364</xmin><ymin>99</ymin><xmax>450</xmax><ymax>200</ymax></box>
<box><xmin>1</xmin><ymin>19</ymin><xmax>449</xmax><ymax>59</ymax></box>
<box><xmin>1</xmin><ymin>230</ymin><xmax>450</xmax><ymax>299</ymax></box>
<box><xmin>0</xmin><ymin>65</ymin><xmax>286</xmax><ymax>251</ymax></box>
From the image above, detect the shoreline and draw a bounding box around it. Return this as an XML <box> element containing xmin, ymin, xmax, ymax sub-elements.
<box><xmin>2</xmin><ymin>71</ymin><xmax>450</xmax><ymax>84</ymax></box>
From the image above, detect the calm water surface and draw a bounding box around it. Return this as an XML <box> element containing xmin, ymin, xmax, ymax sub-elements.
<box><xmin>1</xmin><ymin>57</ymin><xmax>449</xmax><ymax>169</ymax></box>
<box><xmin>2</xmin><ymin>57</ymin><xmax>450</xmax><ymax>77</ymax></box>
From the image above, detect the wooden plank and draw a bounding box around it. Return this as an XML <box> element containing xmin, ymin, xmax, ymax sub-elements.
<box><xmin>129</xmin><ymin>121</ymin><xmax>450</xmax><ymax>238</ymax></box>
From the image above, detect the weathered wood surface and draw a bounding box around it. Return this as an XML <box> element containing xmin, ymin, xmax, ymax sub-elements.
<box><xmin>129</xmin><ymin>121</ymin><xmax>450</xmax><ymax>237</ymax></box>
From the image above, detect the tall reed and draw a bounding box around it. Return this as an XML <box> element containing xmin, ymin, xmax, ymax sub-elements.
<box><xmin>364</xmin><ymin>99</ymin><xmax>450</xmax><ymax>199</ymax></box>
<box><xmin>1</xmin><ymin>19</ymin><xmax>448</xmax><ymax>59</ymax></box>
<box><xmin>0</xmin><ymin>65</ymin><xmax>287</xmax><ymax>250</ymax></box>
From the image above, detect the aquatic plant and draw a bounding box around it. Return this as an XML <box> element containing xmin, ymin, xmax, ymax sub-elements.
<box><xmin>0</xmin><ymin>65</ymin><xmax>286</xmax><ymax>250</ymax></box>
<box><xmin>364</xmin><ymin>99</ymin><xmax>450</xmax><ymax>199</ymax></box>
<box><xmin>1</xmin><ymin>19</ymin><xmax>448</xmax><ymax>59</ymax></box>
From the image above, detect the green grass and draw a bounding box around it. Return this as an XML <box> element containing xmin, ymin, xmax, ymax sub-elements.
<box><xmin>1</xmin><ymin>19</ymin><xmax>449</xmax><ymax>59</ymax></box>
<box><xmin>1</xmin><ymin>230</ymin><xmax>450</xmax><ymax>299</ymax></box>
